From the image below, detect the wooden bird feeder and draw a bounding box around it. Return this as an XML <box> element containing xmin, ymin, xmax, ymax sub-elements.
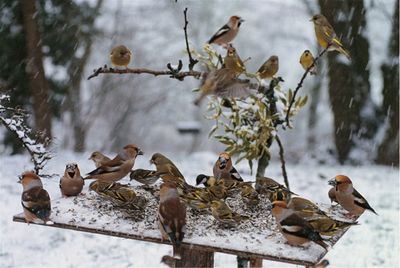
<box><xmin>13</xmin><ymin>190</ymin><xmax>357</xmax><ymax>268</ymax></box>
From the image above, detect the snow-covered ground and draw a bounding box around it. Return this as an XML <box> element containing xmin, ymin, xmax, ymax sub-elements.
<box><xmin>0</xmin><ymin>151</ymin><xmax>398</xmax><ymax>267</ymax></box>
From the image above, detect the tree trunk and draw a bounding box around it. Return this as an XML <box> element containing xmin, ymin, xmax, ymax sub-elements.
<box><xmin>22</xmin><ymin>0</ymin><xmax>52</xmax><ymax>144</ymax></box>
<box><xmin>319</xmin><ymin>0</ymin><xmax>373</xmax><ymax>163</ymax></box>
<box><xmin>376</xmin><ymin>0</ymin><xmax>399</xmax><ymax>166</ymax></box>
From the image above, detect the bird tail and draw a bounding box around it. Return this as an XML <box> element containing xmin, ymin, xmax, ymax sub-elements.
<box><xmin>315</xmin><ymin>239</ymin><xmax>330</xmax><ymax>250</ymax></box>
<box><xmin>172</xmin><ymin>243</ymin><xmax>182</xmax><ymax>259</ymax></box>
<box><xmin>337</xmin><ymin>46</ymin><xmax>351</xmax><ymax>60</ymax></box>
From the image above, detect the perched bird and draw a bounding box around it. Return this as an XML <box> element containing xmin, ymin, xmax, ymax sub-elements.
<box><xmin>110</xmin><ymin>45</ymin><xmax>132</xmax><ymax>68</ymax></box>
<box><xmin>255</xmin><ymin>176</ymin><xmax>295</xmax><ymax>202</ymax></box>
<box><xmin>89</xmin><ymin>151</ymin><xmax>111</xmax><ymax>168</ymax></box>
<box><xmin>130</xmin><ymin>169</ymin><xmax>159</xmax><ymax>186</ymax></box>
<box><xmin>210</xmin><ymin>200</ymin><xmax>249</xmax><ymax>226</ymax></box>
<box><xmin>19</xmin><ymin>171</ymin><xmax>52</xmax><ymax>224</ymax></box>
<box><xmin>150</xmin><ymin>153</ymin><xmax>186</xmax><ymax>185</ymax></box>
<box><xmin>328</xmin><ymin>175</ymin><xmax>377</xmax><ymax>216</ymax></box>
<box><xmin>60</xmin><ymin>163</ymin><xmax>84</xmax><ymax>197</ymax></box>
<box><xmin>328</xmin><ymin>187</ymin><xmax>338</xmax><ymax>204</ymax></box>
<box><xmin>89</xmin><ymin>180</ymin><xmax>146</xmax><ymax>209</ymax></box>
<box><xmin>271</xmin><ymin>201</ymin><xmax>329</xmax><ymax>250</ymax></box>
<box><xmin>240</xmin><ymin>184</ymin><xmax>260</xmax><ymax>207</ymax></box>
<box><xmin>213</xmin><ymin>152</ymin><xmax>243</xmax><ymax>181</ymax></box>
<box><xmin>208</xmin><ymin>15</ymin><xmax>244</xmax><ymax>46</ymax></box>
<box><xmin>311</xmin><ymin>14</ymin><xmax>351</xmax><ymax>59</ymax></box>
<box><xmin>180</xmin><ymin>187</ymin><xmax>214</xmax><ymax>211</ymax></box>
<box><xmin>288</xmin><ymin>197</ymin><xmax>356</xmax><ymax>236</ymax></box>
<box><xmin>299</xmin><ymin>50</ymin><xmax>317</xmax><ymax>75</ymax></box>
<box><xmin>314</xmin><ymin>259</ymin><xmax>330</xmax><ymax>268</ymax></box>
<box><xmin>85</xmin><ymin>144</ymin><xmax>143</xmax><ymax>182</ymax></box>
<box><xmin>194</xmin><ymin>68</ymin><xmax>250</xmax><ymax>106</ymax></box>
<box><xmin>256</xmin><ymin>55</ymin><xmax>279</xmax><ymax>79</ymax></box>
<box><xmin>224</xmin><ymin>45</ymin><xmax>246</xmax><ymax>76</ymax></box>
<box><xmin>196</xmin><ymin>174</ymin><xmax>249</xmax><ymax>196</ymax></box>
<box><xmin>158</xmin><ymin>182</ymin><xmax>187</xmax><ymax>258</ymax></box>
<box><xmin>161</xmin><ymin>255</ymin><xmax>177</xmax><ymax>268</ymax></box>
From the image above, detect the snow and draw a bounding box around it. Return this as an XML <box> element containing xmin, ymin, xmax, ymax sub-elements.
<box><xmin>1</xmin><ymin>151</ymin><xmax>398</xmax><ymax>267</ymax></box>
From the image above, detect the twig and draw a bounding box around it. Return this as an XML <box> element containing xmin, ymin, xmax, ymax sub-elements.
<box><xmin>285</xmin><ymin>45</ymin><xmax>331</xmax><ymax>127</ymax></box>
<box><xmin>275</xmin><ymin>134</ymin><xmax>289</xmax><ymax>191</ymax></box>
<box><xmin>183</xmin><ymin>8</ymin><xmax>199</xmax><ymax>71</ymax></box>
<box><xmin>87</xmin><ymin>65</ymin><xmax>202</xmax><ymax>80</ymax></box>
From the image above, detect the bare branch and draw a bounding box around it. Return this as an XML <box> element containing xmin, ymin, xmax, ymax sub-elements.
<box><xmin>183</xmin><ymin>8</ymin><xmax>199</xmax><ymax>71</ymax></box>
<box><xmin>87</xmin><ymin>65</ymin><xmax>202</xmax><ymax>80</ymax></box>
<box><xmin>275</xmin><ymin>134</ymin><xmax>289</xmax><ymax>191</ymax></box>
<box><xmin>285</xmin><ymin>45</ymin><xmax>331</xmax><ymax>127</ymax></box>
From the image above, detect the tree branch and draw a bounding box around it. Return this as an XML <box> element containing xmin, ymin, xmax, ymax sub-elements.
<box><xmin>285</xmin><ymin>45</ymin><xmax>331</xmax><ymax>127</ymax></box>
<box><xmin>275</xmin><ymin>134</ymin><xmax>289</xmax><ymax>191</ymax></box>
<box><xmin>183</xmin><ymin>7</ymin><xmax>198</xmax><ymax>71</ymax></box>
<box><xmin>87</xmin><ymin>65</ymin><xmax>203</xmax><ymax>80</ymax></box>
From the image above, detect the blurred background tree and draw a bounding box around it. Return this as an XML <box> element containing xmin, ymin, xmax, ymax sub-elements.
<box><xmin>0</xmin><ymin>0</ymin><xmax>103</xmax><ymax>153</ymax></box>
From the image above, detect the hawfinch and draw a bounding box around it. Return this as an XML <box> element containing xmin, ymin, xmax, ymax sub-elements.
<box><xmin>213</xmin><ymin>152</ymin><xmax>243</xmax><ymax>181</ymax></box>
<box><xmin>158</xmin><ymin>182</ymin><xmax>187</xmax><ymax>258</ymax></box>
<box><xmin>328</xmin><ymin>175</ymin><xmax>377</xmax><ymax>216</ymax></box>
<box><xmin>60</xmin><ymin>163</ymin><xmax>84</xmax><ymax>196</ymax></box>
<box><xmin>208</xmin><ymin>15</ymin><xmax>244</xmax><ymax>46</ymax></box>
<box><xmin>85</xmin><ymin>144</ymin><xmax>143</xmax><ymax>182</ymax></box>
<box><xmin>19</xmin><ymin>171</ymin><xmax>52</xmax><ymax>224</ymax></box>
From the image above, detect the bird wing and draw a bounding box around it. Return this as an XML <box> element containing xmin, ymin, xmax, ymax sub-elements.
<box><xmin>229</xmin><ymin>166</ymin><xmax>243</xmax><ymax>181</ymax></box>
<box><xmin>208</xmin><ymin>24</ymin><xmax>231</xmax><ymax>43</ymax></box>
<box><xmin>352</xmin><ymin>188</ymin><xmax>377</xmax><ymax>214</ymax></box>
<box><xmin>280</xmin><ymin>214</ymin><xmax>319</xmax><ymax>239</ymax></box>
<box><xmin>322</xmin><ymin>24</ymin><xmax>342</xmax><ymax>46</ymax></box>
<box><xmin>21</xmin><ymin>187</ymin><xmax>51</xmax><ymax>218</ymax></box>
<box><xmin>87</xmin><ymin>160</ymin><xmax>124</xmax><ymax>176</ymax></box>
<box><xmin>158</xmin><ymin>198</ymin><xmax>186</xmax><ymax>243</ymax></box>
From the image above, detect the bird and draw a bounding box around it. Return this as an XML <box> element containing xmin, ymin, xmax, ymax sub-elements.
<box><xmin>311</xmin><ymin>14</ymin><xmax>351</xmax><ymax>59</ymax></box>
<box><xmin>196</xmin><ymin>174</ymin><xmax>249</xmax><ymax>196</ymax></box>
<box><xmin>271</xmin><ymin>201</ymin><xmax>329</xmax><ymax>250</ymax></box>
<box><xmin>224</xmin><ymin>45</ymin><xmax>246</xmax><ymax>76</ymax></box>
<box><xmin>255</xmin><ymin>176</ymin><xmax>295</xmax><ymax>202</ymax></box>
<box><xmin>180</xmin><ymin>187</ymin><xmax>214</xmax><ymax>211</ymax></box>
<box><xmin>85</xmin><ymin>144</ymin><xmax>143</xmax><ymax>182</ymax></box>
<box><xmin>287</xmin><ymin>197</ymin><xmax>356</xmax><ymax>236</ymax></box>
<box><xmin>213</xmin><ymin>152</ymin><xmax>243</xmax><ymax>182</ymax></box>
<box><xmin>256</xmin><ymin>55</ymin><xmax>279</xmax><ymax>79</ymax></box>
<box><xmin>299</xmin><ymin>50</ymin><xmax>317</xmax><ymax>75</ymax></box>
<box><xmin>210</xmin><ymin>200</ymin><xmax>249</xmax><ymax>226</ymax></box>
<box><xmin>60</xmin><ymin>163</ymin><xmax>84</xmax><ymax>197</ymax></box>
<box><xmin>160</xmin><ymin>255</ymin><xmax>177</xmax><ymax>268</ymax></box>
<box><xmin>150</xmin><ymin>153</ymin><xmax>186</xmax><ymax>185</ymax></box>
<box><xmin>328</xmin><ymin>187</ymin><xmax>338</xmax><ymax>204</ymax></box>
<box><xmin>130</xmin><ymin>169</ymin><xmax>159</xmax><ymax>186</ymax></box>
<box><xmin>314</xmin><ymin>259</ymin><xmax>330</xmax><ymax>268</ymax></box>
<box><xmin>158</xmin><ymin>182</ymin><xmax>187</xmax><ymax>259</ymax></box>
<box><xmin>89</xmin><ymin>151</ymin><xmax>111</xmax><ymax>168</ymax></box>
<box><xmin>240</xmin><ymin>184</ymin><xmax>260</xmax><ymax>207</ymax></box>
<box><xmin>89</xmin><ymin>180</ymin><xmax>146</xmax><ymax>209</ymax></box>
<box><xmin>193</xmin><ymin>68</ymin><xmax>250</xmax><ymax>106</ymax></box>
<box><xmin>110</xmin><ymin>45</ymin><xmax>132</xmax><ymax>68</ymax></box>
<box><xmin>19</xmin><ymin>171</ymin><xmax>52</xmax><ymax>224</ymax></box>
<box><xmin>208</xmin><ymin>15</ymin><xmax>244</xmax><ymax>47</ymax></box>
<box><xmin>328</xmin><ymin>175</ymin><xmax>377</xmax><ymax>216</ymax></box>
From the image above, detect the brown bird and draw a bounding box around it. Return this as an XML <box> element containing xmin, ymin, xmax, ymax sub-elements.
<box><xmin>89</xmin><ymin>151</ymin><xmax>111</xmax><ymax>168</ymax></box>
<box><xmin>161</xmin><ymin>255</ymin><xmax>177</xmax><ymax>268</ymax></box>
<box><xmin>208</xmin><ymin>15</ymin><xmax>244</xmax><ymax>46</ymax></box>
<box><xmin>255</xmin><ymin>176</ymin><xmax>295</xmax><ymax>202</ymax></box>
<box><xmin>19</xmin><ymin>171</ymin><xmax>52</xmax><ymax>224</ymax></box>
<box><xmin>328</xmin><ymin>187</ymin><xmax>338</xmax><ymax>204</ymax></box>
<box><xmin>210</xmin><ymin>200</ymin><xmax>249</xmax><ymax>226</ymax></box>
<box><xmin>110</xmin><ymin>45</ymin><xmax>132</xmax><ymax>68</ymax></box>
<box><xmin>213</xmin><ymin>152</ymin><xmax>243</xmax><ymax>182</ymax></box>
<box><xmin>314</xmin><ymin>259</ymin><xmax>330</xmax><ymax>268</ymax></box>
<box><xmin>85</xmin><ymin>144</ymin><xmax>143</xmax><ymax>182</ymax></box>
<box><xmin>240</xmin><ymin>184</ymin><xmax>260</xmax><ymax>207</ymax></box>
<box><xmin>328</xmin><ymin>175</ymin><xmax>377</xmax><ymax>216</ymax></box>
<box><xmin>130</xmin><ymin>169</ymin><xmax>159</xmax><ymax>186</ymax></box>
<box><xmin>311</xmin><ymin>14</ymin><xmax>351</xmax><ymax>59</ymax></box>
<box><xmin>60</xmin><ymin>163</ymin><xmax>84</xmax><ymax>197</ymax></box>
<box><xmin>194</xmin><ymin>68</ymin><xmax>250</xmax><ymax>106</ymax></box>
<box><xmin>158</xmin><ymin>182</ymin><xmax>187</xmax><ymax>259</ymax></box>
<box><xmin>224</xmin><ymin>45</ymin><xmax>246</xmax><ymax>76</ymax></box>
<box><xmin>256</xmin><ymin>55</ymin><xmax>279</xmax><ymax>79</ymax></box>
<box><xmin>150</xmin><ymin>153</ymin><xmax>186</xmax><ymax>184</ymax></box>
<box><xmin>271</xmin><ymin>201</ymin><xmax>329</xmax><ymax>250</ymax></box>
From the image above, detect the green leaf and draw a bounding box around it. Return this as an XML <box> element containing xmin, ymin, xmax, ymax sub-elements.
<box><xmin>208</xmin><ymin>125</ymin><xmax>218</xmax><ymax>138</ymax></box>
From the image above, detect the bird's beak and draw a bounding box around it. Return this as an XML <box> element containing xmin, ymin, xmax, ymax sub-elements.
<box><xmin>88</xmin><ymin>157</ymin><xmax>92</xmax><ymax>160</ymax></box>
<box><xmin>149</xmin><ymin>159</ymin><xmax>154</xmax><ymax>165</ymax></box>
<box><xmin>17</xmin><ymin>180</ymin><xmax>21</xmax><ymax>184</ymax></box>
<box><xmin>309</xmin><ymin>17</ymin><xmax>313</xmax><ymax>22</ymax></box>
<box><xmin>239</xmin><ymin>18</ymin><xmax>245</xmax><ymax>23</ymax></box>
<box><xmin>218</xmin><ymin>157</ymin><xmax>227</xmax><ymax>168</ymax></box>
<box><xmin>137</xmin><ymin>149</ymin><xmax>144</xmax><ymax>155</ymax></box>
<box><xmin>328</xmin><ymin>178</ymin><xmax>337</xmax><ymax>186</ymax></box>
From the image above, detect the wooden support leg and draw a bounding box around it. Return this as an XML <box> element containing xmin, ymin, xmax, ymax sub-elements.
<box><xmin>237</xmin><ymin>256</ymin><xmax>249</xmax><ymax>268</ymax></box>
<box><xmin>176</xmin><ymin>246</ymin><xmax>214</xmax><ymax>268</ymax></box>
<box><xmin>250</xmin><ymin>257</ymin><xmax>263</xmax><ymax>268</ymax></box>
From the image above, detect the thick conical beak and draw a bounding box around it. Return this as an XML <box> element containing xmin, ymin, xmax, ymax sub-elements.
<box><xmin>218</xmin><ymin>157</ymin><xmax>227</xmax><ymax>169</ymax></box>
<box><xmin>328</xmin><ymin>178</ymin><xmax>337</xmax><ymax>186</ymax></box>
<box><xmin>137</xmin><ymin>149</ymin><xmax>144</xmax><ymax>155</ymax></box>
<box><xmin>239</xmin><ymin>18</ymin><xmax>245</xmax><ymax>23</ymax></box>
<box><xmin>309</xmin><ymin>17</ymin><xmax>313</xmax><ymax>22</ymax></box>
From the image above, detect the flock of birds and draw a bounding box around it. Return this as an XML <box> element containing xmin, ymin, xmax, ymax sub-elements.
<box><xmin>19</xmin><ymin>144</ymin><xmax>376</xmax><ymax>262</ymax></box>
<box><xmin>109</xmin><ymin>14</ymin><xmax>350</xmax><ymax>107</ymax></box>
<box><xmin>17</xmin><ymin>13</ymin><xmax>375</xmax><ymax>267</ymax></box>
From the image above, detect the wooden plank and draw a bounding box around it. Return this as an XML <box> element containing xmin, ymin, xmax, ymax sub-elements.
<box><xmin>12</xmin><ymin>193</ymin><xmax>357</xmax><ymax>267</ymax></box>
<box><xmin>176</xmin><ymin>246</ymin><xmax>214</xmax><ymax>267</ymax></box>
